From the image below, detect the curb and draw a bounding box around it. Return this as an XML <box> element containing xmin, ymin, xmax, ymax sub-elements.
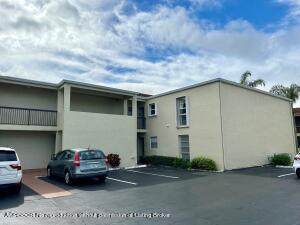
<box><xmin>189</xmin><ymin>169</ymin><xmax>223</xmax><ymax>173</ymax></box>
<box><xmin>275</xmin><ymin>165</ymin><xmax>293</xmax><ymax>169</ymax></box>
<box><xmin>108</xmin><ymin>164</ymin><xmax>147</xmax><ymax>171</ymax></box>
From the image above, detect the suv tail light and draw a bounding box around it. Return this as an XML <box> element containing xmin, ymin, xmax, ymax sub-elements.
<box><xmin>294</xmin><ymin>155</ymin><xmax>300</xmax><ymax>160</ymax></box>
<box><xmin>10</xmin><ymin>164</ymin><xmax>21</xmax><ymax>170</ymax></box>
<box><xmin>73</xmin><ymin>152</ymin><xmax>80</xmax><ymax>167</ymax></box>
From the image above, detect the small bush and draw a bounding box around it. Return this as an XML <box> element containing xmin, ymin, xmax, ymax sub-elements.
<box><xmin>190</xmin><ymin>157</ymin><xmax>217</xmax><ymax>171</ymax></box>
<box><xmin>107</xmin><ymin>153</ymin><xmax>121</xmax><ymax>168</ymax></box>
<box><xmin>271</xmin><ymin>153</ymin><xmax>291</xmax><ymax>166</ymax></box>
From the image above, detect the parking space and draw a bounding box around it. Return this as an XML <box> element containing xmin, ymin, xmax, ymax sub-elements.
<box><xmin>228</xmin><ymin>166</ymin><xmax>296</xmax><ymax>179</ymax></box>
<box><xmin>35</xmin><ymin>166</ymin><xmax>203</xmax><ymax>194</ymax></box>
<box><xmin>1</xmin><ymin>166</ymin><xmax>300</xmax><ymax>225</ymax></box>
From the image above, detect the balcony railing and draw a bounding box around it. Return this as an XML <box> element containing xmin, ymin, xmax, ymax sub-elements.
<box><xmin>0</xmin><ymin>106</ymin><xmax>57</xmax><ymax>126</ymax></box>
<box><xmin>137</xmin><ymin>116</ymin><xmax>146</xmax><ymax>129</ymax></box>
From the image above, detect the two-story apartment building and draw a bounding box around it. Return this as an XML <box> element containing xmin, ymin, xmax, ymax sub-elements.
<box><xmin>0</xmin><ymin>76</ymin><xmax>297</xmax><ymax>171</ymax></box>
<box><xmin>293</xmin><ymin>108</ymin><xmax>300</xmax><ymax>152</ymax></box>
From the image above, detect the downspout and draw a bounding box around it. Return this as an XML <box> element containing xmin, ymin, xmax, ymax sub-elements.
<box><xmin>218</xmin><ymin>80</ymin><xmax>226</xmax><ymax>171</ymax></box>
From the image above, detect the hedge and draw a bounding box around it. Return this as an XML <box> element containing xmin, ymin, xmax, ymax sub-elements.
<box><xmin>141</xmin><ymin>155</ymin><xmax>217</xmax><ymax>170</ymax></box>
<box><xmin>141</xmin><ymin>156</ymin><xmax>190</xmax><ymax>169</ymax></box>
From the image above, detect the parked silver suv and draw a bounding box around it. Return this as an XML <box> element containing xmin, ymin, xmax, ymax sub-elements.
<box><xmin>0</xmin><ymin>147</ymin><xmax>22</xmax><ymax>193</ymax></box>
<box><xmin>47</xmin><ymin>148</ymin><xmax>108</xmax><ymax>185</ymax></box>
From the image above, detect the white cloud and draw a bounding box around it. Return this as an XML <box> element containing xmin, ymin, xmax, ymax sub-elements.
<box><xmin>0</xmin><ymin>0</ymin><xmax>299</xmax><ymax>106</ymax></box>
<box><xmin>276</xmin><ymin>0</ymin><xmax>300</xmax><ymax>25</ymax></box>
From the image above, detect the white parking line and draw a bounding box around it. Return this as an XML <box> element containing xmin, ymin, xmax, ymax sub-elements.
<box><xmin>127</xmin><ymin>170</ymin><xmax>179</xmax><ymax>179</ymax></box>
<box><xmin>106</xmin><ymin>177</ymin><xmax>137</xmax><ymax>185</ymax></box>
<box><xmin>277</xmin><ymin>173</ymin><xmax>295</xmax><ymax>178</ymax></box>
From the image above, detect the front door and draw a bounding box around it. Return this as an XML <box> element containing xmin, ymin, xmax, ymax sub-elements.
<box><xmin>137</xmin><ymin>136</ymin><xmax>145</xmax><ymax>163</ymax></box>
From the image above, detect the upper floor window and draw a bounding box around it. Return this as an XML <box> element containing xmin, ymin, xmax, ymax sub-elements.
<box><xmin>148</xmin><ymin>103</ymin><xmax>157</xmax><ymax>116</ymax></box>
<box><xmin>176</xmin><ymin>96</ymin><xmax>189</xmax><ymax>127</ymax></box>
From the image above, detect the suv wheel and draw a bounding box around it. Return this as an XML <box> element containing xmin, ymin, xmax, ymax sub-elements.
<box><xmin>64</xmin><ymin>171</ymin><xmax>72</xmax><ymax>185</ymax></box>
<box><xmin>296</xmin><ymin>169</ymin><xmax>300</xmax><ymax>178</ymax></box>
<box><xmin>47</xmin><ymin>167</ymin><xmax>52</xmax><ymax>178</ymax></box>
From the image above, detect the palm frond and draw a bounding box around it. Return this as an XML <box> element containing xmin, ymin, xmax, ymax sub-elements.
<box><xmin>240</xmin><ymin>71</ymin><xmax>252</xmax><ymax>85</ymax></box>
<box><xmin>248</xmin><ymin>79</ymin><xmax>266</xmax><ymax>88</ymax></box>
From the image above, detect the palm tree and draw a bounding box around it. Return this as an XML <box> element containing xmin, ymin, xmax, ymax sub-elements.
<box><xmin>270</xmin><ymin>84</ymin><xmax>300</xmax><ymax>103</ymax></box>
<box><xmin>240</xmin><ymin>71</ymin><xmax>266</xmax><ymax>88</ymax></box>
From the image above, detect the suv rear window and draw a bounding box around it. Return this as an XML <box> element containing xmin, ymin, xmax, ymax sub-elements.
<box><xmin>79</xmin><ymin>150</ymin><xmax>105</xmax><ymax>160</ymax></box>
<box><xmin>0</xmin><ymin>151</ymin><xmax>17</xmax><ymax>161</ymax></box>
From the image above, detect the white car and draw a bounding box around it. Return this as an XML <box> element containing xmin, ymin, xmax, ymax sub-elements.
<box><xmin>0</xmin><ymin>147</ymin><xmax>22</xmax><ymax>193</ymax></box>
<box><xmin>293</xmin><ymin>153</ymin><xmax>300</xmax><ymax>178</ymax></box>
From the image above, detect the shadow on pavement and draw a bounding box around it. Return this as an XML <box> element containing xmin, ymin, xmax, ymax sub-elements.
<box><xmin>0</xmin><ymin>184</ymin><xmax>39</xmax><ymax>210</ymax></box>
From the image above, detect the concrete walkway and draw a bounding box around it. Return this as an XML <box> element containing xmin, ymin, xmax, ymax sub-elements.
<box><xmin>22</xmin><ymin>169</ymin><xmax>72</xmax><ymax>199</ymax></box>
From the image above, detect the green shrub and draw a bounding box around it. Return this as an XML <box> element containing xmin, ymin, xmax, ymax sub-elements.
<box><xmin>142</xmin><ymin>156</ymin><xmax>175</xmax><ymax>166</ymax></box>
<box><xmin>190</xmin><ymin>157</ymin><xmax>217</xmax><ymax>171</ymax></box>
<box><xmin>107</xmin><ymin>153</ymin><xmax>121</xmax><ymax>167</ymax></box>
<box><xmin>271</xmin><ymin>153</ymin><xmax>291</xmax><ymax>166</ymax></box>
<box><xmin>141</xmin><ymin>156</ymin><xmax>190</xmax><ymax>169</ymax></box>
<box><xmin>172</xmin><ymin>158</ymin><xmax>191</xmax><ymax>169</ymax></box>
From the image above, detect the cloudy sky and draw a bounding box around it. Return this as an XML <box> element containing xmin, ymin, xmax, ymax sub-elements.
<box><xmin>0</xmin><ymin>0</ymin><xmax>299</xmax><ymax>104</ymax></box>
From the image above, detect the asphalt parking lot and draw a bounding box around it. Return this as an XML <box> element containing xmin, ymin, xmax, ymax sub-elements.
<box><xmin>0</xmin><ymin>166</ymin><xmax>299</xmax><ymax>225</ymax></box>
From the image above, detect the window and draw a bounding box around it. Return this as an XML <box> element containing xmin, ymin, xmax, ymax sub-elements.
<box><xmin>56</xmin><ymin>151</ymin><xmax>66</xmax><ymax>160</ymax></box>
<box><xmin>62</xmin><ymin>150</ymin><xmax>75</xmax><ymax>160</ymax></box>
<box><xmin>0</xmin><ymin>151</ymin><xmax>17</xmax><ymax>162</ymax></box>
<box><xmin>176</xmin><ymin>96</ymin><xmax>188</xmax><ymax>127</ymax></box>
<box><xmin>179</xmin><ymin>135</ymin><xmax>190</xmax><ymax>160</ymax></box>
<box><xmin>148</xmin><ymin>103</ymin><xmax>157</xmax><ymax>116</ymax></box>
<box><xmin>298</xmin><ymin>136</ymin><xmax>300</xmax><ymax>148</ymax></box>
<box><xmin>150</xmin><ymin>136</ymin><xmax>158</xmax><ymax>149</ymax></box>
<box><xmin>80</xmin><ymin>150</ymin><xmax>105</xmax><ymax>160</ymax></box>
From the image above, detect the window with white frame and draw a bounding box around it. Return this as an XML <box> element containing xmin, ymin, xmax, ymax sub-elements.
<box><xmin>179</xmin><ymin>135</ymin><xmax>190</xmax><ymax>160</ymax></box>
<box><xmin>148</xmin><ymin>103</ymin><xmax>157</xmax><ymax>116</ymax></box>
<box><xmin>176</xmin><ymin>96</ymin><xmax>188</xmax><ymax>126</ymax></box>
<box><xmin>150</xmin><ymin>136</ymin><xmax>158</xmax><ymax>149</ymax></box>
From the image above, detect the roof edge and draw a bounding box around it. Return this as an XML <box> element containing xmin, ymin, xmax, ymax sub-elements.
<box><xmin>146</xmin><ymin>78</ymin><xmax>292</xmax><ymax>102</ymax></box>
<box><xmin>219</xmin><ymin>78</ymin><xmax>292</xmax><ymax>102</ymax></box>
<box><xmin>0</xmin><ymin>75</ymin><xmax>138</xmax><ymax>96</ymax></box>
<box><xmin>0</xmin><ymin>75</ymin><xmax>57</xmax><ymax>89</ymax></box>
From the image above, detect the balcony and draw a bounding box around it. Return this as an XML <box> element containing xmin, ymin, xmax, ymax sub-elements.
<box><xmin>0</xmin><ymin>106</ymin><xmax>57</xmax><ymax>127</ymax></box>
<box><xmin>137</xmin><ymin>116</ymin><xmax>146</xmax><ymax>129</ymax></box>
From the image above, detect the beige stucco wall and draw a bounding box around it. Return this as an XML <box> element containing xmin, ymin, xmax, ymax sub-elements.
<box><xmin>0</xmin><ymin>83</ymin><xmax>57</xmax><ymax>110</ymax></box>
<box><xmin>70</xmin><ymin>92</ymin><xmax>124</xmax><ymax>115</ymax></box>
<box><xmin>62</xmin><ymin>111</ymin><xmax>137</xmax><ymax>167</ymax></box>
<box><xmin>145</xmin><ymin>82</ymin><xmax>225</xmax><ymax>171</ymax></box>
<box><xmin>220</xmin><ymin>82</ymin><xmax>296</xmax><ymax>170</ymax></box>
<box><xmin>0</xmin><ymin>131</ymin><xmax>55</xmax><ymax>169</ymax></box>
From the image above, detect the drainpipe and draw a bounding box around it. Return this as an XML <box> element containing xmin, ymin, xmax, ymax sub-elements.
<box><xmin>218</xmin><ymin>80</ymin><xmax>226</xmax><ymax>172</ymax></box>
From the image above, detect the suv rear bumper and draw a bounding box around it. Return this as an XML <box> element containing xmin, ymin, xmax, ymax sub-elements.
<box><xmin>0</xmin><ymin>181</ymin><xmax>22</xmax><ymax>189</ymax></box>
<box><xmin>72</xmin><ymin>171</ymin><xmax>107</xmax><ymax>179</ymax></box>
<box><xmin>0</xmin><ymin>174</ymin><xmax>22</xmax><ymax>186</ymax></box>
